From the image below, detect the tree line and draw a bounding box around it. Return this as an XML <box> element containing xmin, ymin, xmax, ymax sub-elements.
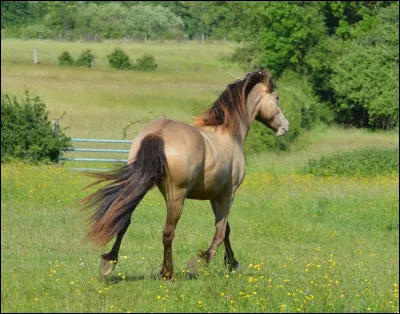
<box><xmin>1</xmin><ymin>1</ymin><xmax>398</xmax><ymax>130</ymax></box>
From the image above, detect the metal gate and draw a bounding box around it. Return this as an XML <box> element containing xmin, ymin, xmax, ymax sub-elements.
<box><xmin>59</xmin><ymin>138</ymin><xmax>133</xmax><ymax>171</ymax></box>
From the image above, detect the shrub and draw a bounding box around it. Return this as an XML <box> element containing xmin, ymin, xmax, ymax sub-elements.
<box><xmin>75</xmin><ymin>49</ymin><xmax>95</xmax><ymax>67</ymax></box>
<box><xmin>1</xmin><ymin>91</ymin><xmax>71</xmax><ymax>163</ymax></box>
<box><xmin>300</xmin><ymin>146</ymin><xmax>399</xmax><ymax>177</ymax></box>
<box><xmin>58</xmin><ymin>51</ymin><xmax>75</xmax><ymax>66</ymax></box>
<box><xmin>107</xmin><ymin>48</ymin><xmax>132</xmax><ymax>70</ymax></box>
<box><xmin>134</xmin><ymin>54</ymin><xmax>158</xmax><ymax>71</ymax></box>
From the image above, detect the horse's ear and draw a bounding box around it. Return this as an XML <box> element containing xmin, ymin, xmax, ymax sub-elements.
<box><xmin>262</xmin><ymin>68</ymin><xmax>271</xmax><ymax>89</ymax></box>
<box><xmin>262</xmin><ymin>68</ymin><xmax>270</xmax><ymax>80</ymax></box>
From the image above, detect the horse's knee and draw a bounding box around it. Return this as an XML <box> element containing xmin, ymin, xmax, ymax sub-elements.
<box><xmin>162</xmin><ymin>228</ymin><xmax>175</xmax><ymax>245</ymax></box>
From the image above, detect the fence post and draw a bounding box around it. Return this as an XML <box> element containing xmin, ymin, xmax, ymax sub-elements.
<box><xmin>51</xmin><ymin>120</ymin><xmax>60</xmax><ymax>133</ymax></box>
<box><xmin>176</xmin><ymin>63</ymin><xmax>179</xmax><ymax>72</ymax></box>
<box><xmin>91</xmin><ymin>59</ymin><xmax>95</xmax><ymax>68</ymax></box>
<box><xmin>201</xmin><ymin>34</ymin><xmax>204</xmax><ymax>44</ymax></box>
<box><xmin>33</xmin><ymin>47</ymin><xmax>38</xmax><ymax>65</ymax></box>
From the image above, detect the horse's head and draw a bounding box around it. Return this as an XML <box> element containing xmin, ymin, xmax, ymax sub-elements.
<box><xmin>253</xmin><ymin>69</ymin><xmax>289</xmax><ymax>136</ymax></box>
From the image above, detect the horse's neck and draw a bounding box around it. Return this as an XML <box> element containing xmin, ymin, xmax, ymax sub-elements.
<box><xmin>236</xmin><ymin>91</ymin><xmax>262</xmax><ymax>145</ymax></box>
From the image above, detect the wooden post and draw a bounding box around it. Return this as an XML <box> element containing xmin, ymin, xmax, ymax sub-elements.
<box><xmin>51</xmin><ymin>120</ymin><xmax>60</xmax><ymax>133</ymax></box>
<box><xmin>145</xmin><ymin>34</ymin><xmax>147</xmax><ymax>44</ymax></box>
<box><xmin>201</xmin><ymin>34</ymin><xmax>204</xmax><ymax>44</ymax></box>
<box><xmin>94</xmin><ymin>33</ymin><xmax>97</xmax><ymax>43</ymax></box>
<box><xmin>33</xmin><ymin>47</ymin><xmax>38</xmax><ymax>65</ymax></box>
<box><xmin>90</xmin><ymin>59</ymin><xmax>94</xmax><ymax>68</ymax></box>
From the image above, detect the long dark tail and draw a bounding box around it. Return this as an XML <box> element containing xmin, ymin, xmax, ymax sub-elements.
<box><xmin>80</xmin><ymin>134</ymin><xmax>167</xmax><ymax>246</ymax></box>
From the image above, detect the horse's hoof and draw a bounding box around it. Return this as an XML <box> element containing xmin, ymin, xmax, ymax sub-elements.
<box><xmin>232</xmin><ymin>262</ymin><xmax>240</xmax><ymax>271</ymax></box>
<box><xmin>100</xmin><ymin>257</ymin><xmax>117</xmax><ymax>277</ymax></box>
<box><xmin>186</xmin><ymin>255</ymin><xmax>207</xmax><ymax>272</ymax></box>
<box><xmin>160</xmin><ymin>269</ymin><xmax>173</xmax><ymax>280</ymax></box>
<box><xmin>232</xmin><ymin>259</ymin><xmax>240</xmax><ymax>270</ymax></box>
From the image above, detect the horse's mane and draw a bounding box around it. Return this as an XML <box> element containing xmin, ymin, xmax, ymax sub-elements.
<box><xmin>193</xmin><ymin>69</ymin><xmax>276</xmax><ymax>137</ymax></box>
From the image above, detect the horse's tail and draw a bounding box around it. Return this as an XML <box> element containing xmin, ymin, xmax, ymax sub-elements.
<box><xmin>80</xmin><ymin>134</ymin><xmax>167</xmax><ymax>246</ymax></box>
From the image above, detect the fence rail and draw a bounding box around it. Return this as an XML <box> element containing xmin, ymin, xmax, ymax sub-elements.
<box><xmin>59</xmin><ymin>138</ymin><xmax>133</xmax><ymax>171</ymax></box>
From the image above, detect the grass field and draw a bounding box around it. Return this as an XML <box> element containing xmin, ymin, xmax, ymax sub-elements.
<box><xmin>1</xmin><ymin>39</ymin><xmax>399</xmax><ymax>313</ymax></box>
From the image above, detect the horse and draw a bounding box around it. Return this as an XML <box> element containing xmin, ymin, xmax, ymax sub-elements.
<box><xmin>80</xmin><ymin>68</ymin><xmax>289</xmax><ymax>280</ymax></box>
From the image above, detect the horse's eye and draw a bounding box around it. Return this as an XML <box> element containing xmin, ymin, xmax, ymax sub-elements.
<box><xmin>277</xmin><ymin>96</ymin><xmax>280</xmax><ymax>101</ymax></box>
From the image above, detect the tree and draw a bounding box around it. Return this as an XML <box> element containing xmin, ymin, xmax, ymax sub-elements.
<box><xmin>43</xmin><ymin>1</ymin><xmax>79</xmax><ymax>39</ymax></box>
<box><xmin>330</xmin><ymin>3</ymin><xmax>399</xmax><ymax>129</ymax></box>
<box><xmin>231</xmin><ymin>2</ymin><xmax>326</xmax><ymax>78</ymax></box>
<box><xmin>124</xmin><ymin>4</ymin><xmax>184</xmax><ymax>40</ymax></box>
<box><xmin>1</xmin><ymin>1</ymin><xmax>30</xmax><ymax>29</ymax></box>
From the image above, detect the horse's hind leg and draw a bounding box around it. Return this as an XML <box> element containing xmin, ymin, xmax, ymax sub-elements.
<box><xmin>223</xmin><ymin>221</ymin><xmax>240</xmax><ymax>271</ymax></box>
<box><xmin>160</xmin><ymin>196</ymin><xmax>185</xmax><ymax>280</ymax></box>
<box><xmin>99</xmin><ymin>218</ymin><xmax>131</xmax><ymax>276</ymax></box>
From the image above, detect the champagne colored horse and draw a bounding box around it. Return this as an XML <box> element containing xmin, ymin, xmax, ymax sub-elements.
<box><xmin>81</xmin><ymin>69</ymin><xmax>289</xmax><ymax>280</ymax></box>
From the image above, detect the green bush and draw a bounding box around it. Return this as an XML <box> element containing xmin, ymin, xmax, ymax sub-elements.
<box><xmin>300</xmin><ymin>147</ymin><xmax>399</xmax><ymax>177</ymax></box>
<box><xmin>107</xmin><ymin>48</ymin><xmax>132</xmax><ymax>70</ymax></box>
<box><xmin>1</xmin><ymin>91</ymin><xmax>71</xmax><ymax>163</ymax></box>
<box><xmin>58</xmin><ymin>51</ymin><xmax>75</xmax><ymax>66</ymax></box>
<box><xmin>133</xmin><ymin>54</ymin><xmax>158</xmax><ymax>71</ymax></box>
<box><xmin>75</xmin><ymin>49</ymin><xmax>94</xmax><ymax>67</ymax></box>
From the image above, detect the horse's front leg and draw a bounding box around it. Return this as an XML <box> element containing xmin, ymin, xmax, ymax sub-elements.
<box><xmin>199</xmin><ymin>193</ymin><xmax>233</xmax><ymax>263</ymax></box>
<box><xmin>160</xmin><ymin>196</ymin><xmax>185</xmax><ymax>280</ymax></box>
<box><xmin>223</xmin><ymin>221</ymin><xmax>240</xmax><ymax>271</ymax></box>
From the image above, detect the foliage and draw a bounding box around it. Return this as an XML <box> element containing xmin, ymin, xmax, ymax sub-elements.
<box><xmin>124</xmin><ymin>4</ymin><xmax>184</xmax><ymax>40</ymax></box>
<box><xmin>1</xmin><ymin>1</ymin><xmax>31</xmax><ymax>29</ymax></box>
<box><xmin>19</xmin><ymin>24</ymin><xmax>52</xmax><ymax>39</ymax></box>
<box><xmin>107</xmin><ymin>49</ymin><xmax>157</xmax><ymax>72</ymax></box>
<box><xmin>57</xmin><ymin>51</ymin><xmax>75</xmax><ymax>67</ymax></box>
<box><xmin>133</xmin><ymin>54</ymin><xmax>158</xmax><ymax>72</ymax></box>
<box><xmin>330</xmin><ymin>3</ymin><xmax>399</xmax><ymax>129</ymax></box>
<box><xmin>300</xmin><ymin>146</ymin><xmax>399</xmax><ymax>177</ymax></box>
<box><xmin>107</xmin><ymin>48</ymin><xmax>133</xmax><ymax>70</ymax></box>
<box><xmin>1</xmin><ymin>90</ymin><xmax>71</xmax><ymax>163</ymax></box>
<box><xmin>75</xmin><ymin>49</ymin><xmax>94</xmax><ymax>67</ymax></box>
<box><xmin>230</xmin><ymin>2</ymin><xmax>326</xmax><ymax>78</ymax></box>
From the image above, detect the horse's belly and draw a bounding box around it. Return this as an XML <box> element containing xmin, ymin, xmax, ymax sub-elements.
<box><xmin>186</xmin><ymin>187</ymin><xmax>219</xmax><ymax>200</ymax></box>
<box><xmin>186</xmin><ymin>170</ymin><xmax>229</xmax><ymax>200</ymax></box>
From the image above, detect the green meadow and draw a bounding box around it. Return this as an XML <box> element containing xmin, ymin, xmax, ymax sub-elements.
<box><xmin>1</xmin><ymin>39</ymin><xmax>399</xmax><ymax>313</ymax></box>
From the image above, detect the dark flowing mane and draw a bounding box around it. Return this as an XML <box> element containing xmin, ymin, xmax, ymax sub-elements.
<box><xmin>193</xmin><ymin>69</ymin><xmax>275</xmax><ymax>136</ymax></box>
